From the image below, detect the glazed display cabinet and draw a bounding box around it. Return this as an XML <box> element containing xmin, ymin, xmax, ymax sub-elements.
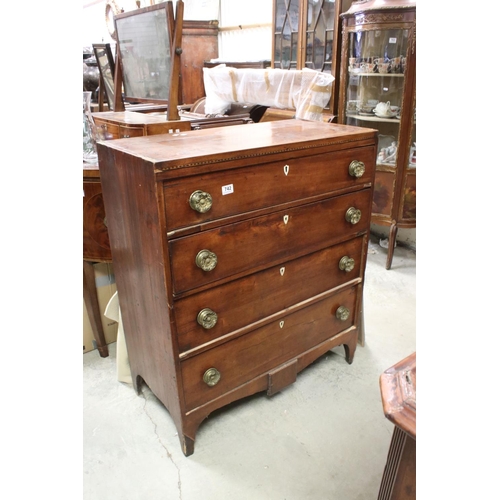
<box><xmin>272</xmin><ymin>0</ymin><xmax>352</xmax><ymax>115</ymax></box>
<box><xmin>338</xmin><ymin>0</ymin><xmax>416</xmax><ymax>269</ymax></box>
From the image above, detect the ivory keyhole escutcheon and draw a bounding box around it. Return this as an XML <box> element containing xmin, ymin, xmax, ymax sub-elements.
<box><xmin>284</xmin><ymin>165</ymin><xmax>289</xmax><ymax>176</ymax></box>
<box><xmin>280</xmin><ymin>267</ymin><xmax>285</xmax><ymax>276</ymax></box>
<box><xmin>279</xmin><ymin>321</ymin><xmax>285</xmax><ymax>328</ymax></box>
<box><xmin>283</xmin><ymin>215</ymin><xmax>289</xmax><ymax>225</ymax></box>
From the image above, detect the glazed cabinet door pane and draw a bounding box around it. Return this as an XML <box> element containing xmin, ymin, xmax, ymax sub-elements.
<box><xmin>273</xmin><ymin>0</ymin><xmax>346</xmax><ymax>115</ymax></box>
<box><xmin>344</xmin><ymin>28</ymin><xmax>410</xmax><ymax>168</ymax></box>
<box><xmin>304</xmin><ymin>0</ymin><xmax>337</xmax><ymax>73</ymax></box>
<box><xmin>402</xmin><ymin>103</ymin><xmax>416</xmax><ymax>220</ymax></box>
<box><xmin>274</xmin><ymin>0</ymin><xmax>301</xmax><ymax>69</ymax></box>
<box><xmin>274</xmin><ymin>0</ymin><xmax>339</xmax><ymax>72</ymax></box>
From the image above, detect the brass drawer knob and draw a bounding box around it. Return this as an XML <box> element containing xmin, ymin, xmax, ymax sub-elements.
<box><xmin>345</xmin><ymin>207</ymin><xmax>361</xmax><ymax>225</ymax></box>
<box><xmin>189</xmin><ymin>190</ymin><xmax>213</xmax><ymax>213</ymax></box>
<box><xmin>197</xmin><ymin>308</ymin><xmax>218</xmax><ymax>329</ymax></box>
<box><xmin>336</xmin><ymin>306</ymin><xmax>350</xmax><ymax>321</ymax></box>
<box><xmin>348</xmin><ymin>160</ymin><xmax>365</xmax><ymax>178</ymax></box>
<box><xmin>195</xmin><ymin>249</ymin><xmax>218</xmax><ymax>271</ymax></box>
<box><xmin>339</xmin><ymin>256</ymin><xmax>355</xmax><ymax>272</ymax></box>
<box><xmin>203</xmin><ymin>368</ymin><xmax>221</xmax><ymax>386</ymax></box>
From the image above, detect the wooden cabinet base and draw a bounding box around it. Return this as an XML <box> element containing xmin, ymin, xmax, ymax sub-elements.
<box><xmin>133</xmin><ymin>327</ymin><xmax>358</xmax><ymax>456</ymax></box>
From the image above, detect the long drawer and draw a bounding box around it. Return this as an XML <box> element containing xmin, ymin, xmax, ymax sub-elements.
<box><xmin>175</xmin><ymin>236</ymin><xmax>364</xmax><ymax>354</ymax></box>
<box><xmin>180</xmin><ymin>285</ymin><xmax>358</xmax><ymax>411</ymax></box>
<box><xmin>163</xmin><ymin>147</ymin><xmax>375</xmax><ymax>231</ymax></box>
<box><xmin>169</xmin><ymin>189</ymin><xmax>372</xmax><ymax>294</ymax></box>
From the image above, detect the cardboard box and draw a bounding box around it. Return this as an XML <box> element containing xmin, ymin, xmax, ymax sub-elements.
<box><xmin>83</xmin><ymin>263</ymin><xmax>118</xmax><ymax>353</ymax></box>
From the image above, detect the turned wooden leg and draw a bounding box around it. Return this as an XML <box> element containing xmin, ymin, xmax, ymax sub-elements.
<box><xmin>386</xmin><ymin>223</ymin><xmax>398</xmax><ymax>270</ymax></box>
<box><xmin>83</xmin><ymin>260</ymin><xmax>109</xmax><ymax>357</ymax></box>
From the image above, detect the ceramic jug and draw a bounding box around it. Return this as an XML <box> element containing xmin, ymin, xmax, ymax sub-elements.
<box><xmin>374</xmin><ymin>101</ymin><xmax>392</xmax><ymax>116</ymax></box>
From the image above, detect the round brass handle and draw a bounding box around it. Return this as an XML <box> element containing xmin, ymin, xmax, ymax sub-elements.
<box><xmin>189</xmin><ymin>190</ymin><xmax>213</xmax><ymax>213</ymax></box>
<box><xmin>203</xmin><ymin>368</ymin><xmax>221</xmax><ymax>386</ymax></box>
<box><xmin>336</xmin><ymin>306</ymin><xmax>350</xmax><ymax>321</ymax></box>
<box><xmin>348</xmin><ymin>160</ymin><xmax>365</xmax><ymax>178</ymax></box>
<box><xmin>197</xmin><ymin>308</ymin><xmax>218</xmax><ymax>329</ymax></box>
<box><xmin>195</xmin><ymin>249</ymin><xmax>218</xmax><ymax>271</ymax></box>
<box><xmin>345</xmin><ymin>207</ymin><xmax>361</xmax><ymax>225</ymax></box>
<box><xmin>339</xmin><ymin>256</ymin><xmax>355</xmax><ymax>272</ymax></box>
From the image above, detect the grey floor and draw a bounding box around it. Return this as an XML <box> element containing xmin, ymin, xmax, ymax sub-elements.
<box><xmin>83</xmin><ymin>236</ymin><xmax>416</xmax><ymax>500</ymax></box>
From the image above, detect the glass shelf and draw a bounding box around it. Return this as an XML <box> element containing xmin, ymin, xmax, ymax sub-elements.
<box><xmin>348</xmin><ymin>71</ymin><xmax>405</xmax><ymax>78</ymax></box>
<box><xmin>346</xmin><ymin>113</ymin><xmax>401</xmax><ymax>124</ymax></box>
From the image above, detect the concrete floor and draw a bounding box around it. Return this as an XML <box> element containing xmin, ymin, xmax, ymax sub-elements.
<box><xmin>83</xmin><ymin>236</ymin><xmax>416</xmax><ymax>500</ymax></box>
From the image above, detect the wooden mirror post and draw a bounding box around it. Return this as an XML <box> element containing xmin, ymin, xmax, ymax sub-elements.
<box><xmin>167</xmin><ymin>0</ymin><xmax>183</xmax><ymax>121</ymax></box>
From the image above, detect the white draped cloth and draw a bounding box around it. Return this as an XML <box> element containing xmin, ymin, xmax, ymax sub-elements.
<box><xmin>203</xmin><ymin>65</ymin><xmax>334</xmax><ymax>122</ymax></box>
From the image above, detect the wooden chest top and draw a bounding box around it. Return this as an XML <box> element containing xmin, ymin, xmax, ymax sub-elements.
<box><xmin>97</xmin><ymin>119</ymin><xmax>378</xmax><ymax>175</ymax></box>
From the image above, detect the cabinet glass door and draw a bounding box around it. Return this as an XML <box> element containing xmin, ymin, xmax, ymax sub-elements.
<box><xmin>304</xmin><ymin>0</ymin><xmax>337</xmax><ymax>73</ymax></box>
<box><xmin>344</xmin><ymin>27</ymin><xmax>410</xmax><ymax>169</ymax></box>
<box><xmin>274</xmin><ymin>0</ymin><xmax>339</xmax><ymax>72</ymax></box>
<box><xmin>274</xmin><ymin>0</ymin><xmax>301</xmax><ymax>69</ymax></box>
<box><xmin>402</xmin><ymin>100</ymin><xmax>416</xmax><ymax>220</ymax></box>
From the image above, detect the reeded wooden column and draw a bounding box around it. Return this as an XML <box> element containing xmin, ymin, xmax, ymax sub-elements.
<box><xmin>378</xmin><ymin>352</ymin><xmax>416</xmax><ymax>500</ymax></box>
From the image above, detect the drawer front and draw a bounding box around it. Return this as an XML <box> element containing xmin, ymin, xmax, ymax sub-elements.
<box><xmin>119</xmin><ymin>125</ymin><xmax>144</xmax><ymax>138</ymax></box>
<box><xmin>94</xmin><ymin>119</ymin><xmax>120</xmax><ymax>140</ymax></box>
<box><xmin>175</xmin><ymin>236</ymin><xmax>364</xmax><ymax>353</ymax></box>
<box><xmin>163</xmin><ymin>147</ymin><xmax>375</xmax><ymax>231</ymax></box>
<box><xmin>181</xmin><ymin>285</ymin><xmax>358</xmax><ymax>411</ymax></box>
<box><xmin>169</xmin><ymin>189</ymin><xmax>371</xmax><ymax>294</ymax></box>
<box><xmin>146</xmin><ymin>121</ymin><xmax>192</xmax><ymax>135</ymax></box>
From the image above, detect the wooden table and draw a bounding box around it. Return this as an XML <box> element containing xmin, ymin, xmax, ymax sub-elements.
<box><xmin>378</xmin><ymin>352</ymin><xmax>416</xmax><ymax>499</ymax></box>
<box><xmin>83</xmin><ymin>163</ymin><xmax>112</xmax><ymax>357</ymax></box>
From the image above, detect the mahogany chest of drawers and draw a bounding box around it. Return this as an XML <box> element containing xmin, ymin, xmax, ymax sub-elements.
<box><xmin>97</xmin><ymin>119</ymin><xmax>377</xmax><ymax>456</ymax></box>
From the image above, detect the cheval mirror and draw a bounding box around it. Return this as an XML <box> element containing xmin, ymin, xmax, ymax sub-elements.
<box><xmin>113</xmin><ymin>0</ymin><xmax>184</xmax><ymax>119</ymax></box>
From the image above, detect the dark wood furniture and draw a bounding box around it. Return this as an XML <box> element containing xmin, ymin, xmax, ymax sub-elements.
<box><xmin>181</xmin><ymin>20</ymin><xmax>219</xmax><ymax>104</ymax></box>
<box><xmin>92</xmin><ymin>111</ymin><xmax>192</xmax><ymax>139</ymax></box>
<box><xmin>378</xmin><ymin>352</ymin><xmax>416</xmax><ymax>499</ymax></box>
<box><xmin>97</xmin><ymin>120</ymin><xmax>377</xmax><ymax>455</ymax></box>
<box><xmin>338</xmin><ymin>0</ymin><xmax>416</xmax><ymax>269</ymax></box>
<box><xmin>83</xmin><ymin>165</ymin><xmax>113</xmax><ymax>357</ymax></box>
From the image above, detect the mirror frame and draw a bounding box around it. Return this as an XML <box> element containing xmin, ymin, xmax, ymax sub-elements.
<box><xmin>92</xmin><ymin>43</ymin><xmax>116</xmax><ymax>111</ymax></box>
<box><xmin>114</xmin><ymin>2</ymin><xmax>175</xmax><ymax>105</ymax></box>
